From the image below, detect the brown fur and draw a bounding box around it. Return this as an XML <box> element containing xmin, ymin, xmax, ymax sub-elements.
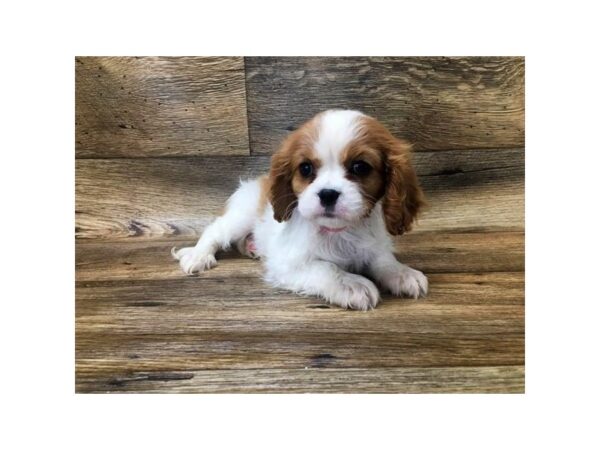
<box><xmin>341</xmin><ymin>143</ymin><xmax>386</xmax><ymax>213</ymax></box>
<box><xmin>358</xmin><ymin>116</ymin><xmax>426</xmax><ymax>235</ymax></box>
<box><xmin>269</xmin><ymin>117</ymin><xmax>320</xmax><ymax>222</ymax></box>
<box><xmin>257</xmin><ymin>175</ymin><xmax>271</xmax><ymax>216</ymax></box>
<box><xmin>269</xmin><ymin>113</ymin><xmax>425</xmax><ymax>233</ymax></box>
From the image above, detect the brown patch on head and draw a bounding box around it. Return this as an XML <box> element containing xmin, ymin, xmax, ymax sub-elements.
<box><xmin>269</xmin><ymin>116</ymin><xmax>321</xmax><ymax>222</ymax></box>
<box><xmin>354</xmin><ymin>116</ymin><xmax>426</xmax><ymax>235</ymax></box>
<box><xmin>341</xmin><ymin>142</ymin><xmax>386</xmax><ymax>212</ymax></box>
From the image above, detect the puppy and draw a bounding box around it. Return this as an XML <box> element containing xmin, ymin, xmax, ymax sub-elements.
<box><xmin>172</xmin><ymin>109</ymin><xmax>427</xmax><ymax>310</ymax></box>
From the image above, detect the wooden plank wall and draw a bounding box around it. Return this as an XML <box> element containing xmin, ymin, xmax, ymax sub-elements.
<box><xmin>75</xmin><ymin>57</ymin><xmax>525</xmax><ymax>240</ymax></box>
<box><xmin>76</xmin><ymin>150</ymin><xmax>523</xmax><ymax>239</ymax></box>
<box><xmin>245</xmin><ymin>57</ymin><xmax>524</xmax><ymax>153</ymax></box>
<box><xmin>76</xmin><ymin>57</ymin><xmax>249</xmax><ymax>157</ymax></box>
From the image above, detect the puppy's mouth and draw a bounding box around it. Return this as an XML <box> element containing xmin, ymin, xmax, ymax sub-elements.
<box><xmin>315</xmin><ymin>211</ymin><xmax>349</xmax><ymax>231</ymax></box>
<box><xmin>319</xmin><ymin>225</ymin><xmax>347</xmax><ymax>234</ymax></box>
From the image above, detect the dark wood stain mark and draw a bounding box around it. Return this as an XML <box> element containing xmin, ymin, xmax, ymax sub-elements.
<box><xmin>311</xmin><ymin>353</ymin><xmax>337</xmax><ymax>368</ymax></box>
<box><xmin>108</xmin><ymin>372</ymin><xmax>194</xmax><ymax>386</ymax></box>
<box><xmin>431</xmin><ymin>168</ymin><xmax>465</xmax><ymax>176</ymax></box>
<box><xmin>127</xmin><ymin>220</ymin><xmax>147</xmax><ymax>237</ymax></box>
<box><xmin>123</xmin><ymin>301</ymin><xmax>166</xmax><ymax>307</ymax></box>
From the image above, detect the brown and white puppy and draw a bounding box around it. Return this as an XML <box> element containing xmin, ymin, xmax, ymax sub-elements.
<box><xmin>173</xmin><ymin>109</ymin><xmax>427</xmax><ymax>310</ymax></box>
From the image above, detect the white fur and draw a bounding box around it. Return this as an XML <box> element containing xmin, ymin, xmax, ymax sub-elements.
<box><xmin>172</xmin><ymin>110</ymin><xmax>428</xmax><ymax>310</ymax></box>
<box><xmin>298</xmin><ymin>110</ymin><xmax>367</xmax><ymax>228</ymax></box>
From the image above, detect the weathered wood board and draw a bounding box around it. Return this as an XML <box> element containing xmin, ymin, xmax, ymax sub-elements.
<box><xmin>76</xmin><ymin>265</ymin><xmax>524</xmax><ymax>392</ymax></box>
<box><xmin>75</xmin><ymin>232</ymin><xmax>524</xmax><ymax>282</ymax></box>
<box><xmin>75</xmin><ymin>148</ymin><xmax>523</xmax><ymax>240</ymax></box>
<box><xmin>76</xmin><ymin>366</ymin><xmax>524</xmax><ymax>394</ymax></box>
<box><xmin>245</xmin><ymin>57</ymin><xmax>525</xmax><ymax>154</ymax></box>
<box><xmin>76</xmin><ymin>57</ymin><xmax>249</xmax><ymax>157</ymax></box>
<box><xmin>76</xmin><ymin>236</ymin><xmax>524</xmax><ymax>392</ymax></box>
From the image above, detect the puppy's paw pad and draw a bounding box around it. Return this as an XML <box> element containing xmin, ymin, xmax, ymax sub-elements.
<box><xmin>235</xmin><ymin>234</ymin><xmax>260</xmax><ymax>259</ymax></box>
<box><xmin>386</xmin><ymin>267</ymin><xmax>428</xmax><ymax>299</ymax></box>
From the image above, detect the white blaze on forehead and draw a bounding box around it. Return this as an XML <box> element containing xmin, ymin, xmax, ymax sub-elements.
<box><xmin>314</xmin><ymin>110</ymin><xmax>365</xmax><ymax>165</ymax></box>
<box><xmin>296</xmin><ymin>109</ymin><xmax>369</xmax><ymax>223</ymax></box>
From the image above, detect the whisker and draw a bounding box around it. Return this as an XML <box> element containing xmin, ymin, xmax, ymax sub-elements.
<box><xmin>282</xmin><ymin>199</ymin><xmax>299</xmax><ymax>219</ymax></box>
<box><xmin>359</xmin><ymin>190</ymin><xmax>381</xmax><ymax>203</ymax></box>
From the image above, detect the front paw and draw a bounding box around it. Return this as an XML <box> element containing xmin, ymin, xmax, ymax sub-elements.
<box><xmin>332</xmin><ymin>273</ymin><xmax>380</xmax><ymax>311</ymax></box>
<box><xmin>171</xmin><ymin>246</ymin><xmax>217</xmax><ymax>275</ymax></box>
<box><xmin>382</xmin><ymin>266</ymin><xmax>428</xmax><ymax>299</ymax></box>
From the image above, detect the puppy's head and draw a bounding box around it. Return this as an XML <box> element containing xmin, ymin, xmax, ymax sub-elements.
<box><xmin>269</xmin><ymin>110</ymin><xmax>425</xmax><ymax>235</ymax></box>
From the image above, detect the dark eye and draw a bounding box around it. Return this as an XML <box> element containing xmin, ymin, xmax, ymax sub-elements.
<box><xmin>299</xmin><ymin>162</ymin><xmax>313</xmax><ymax>177</ymax></box>
<box><xmin>349</xmin><ymin>160</ymin><xmax>372</xmax><ymax>176</ymax></box>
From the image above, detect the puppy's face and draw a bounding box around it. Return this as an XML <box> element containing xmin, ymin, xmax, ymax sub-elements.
<box><xmin>269</xmin><ymin>110</ymin><xmax>425</xmax><ymax>235</ymax></box>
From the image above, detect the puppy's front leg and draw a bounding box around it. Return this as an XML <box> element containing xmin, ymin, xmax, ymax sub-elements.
<box><xmin>172</xmin><ymin>179</ymin><xmax>261</xmax><ymax>275</ymax></box>
<box><xmin>270</xmin><ymin>260</ymin><xmax>380</xmax><ymax>311</ymax></box>
<box><xmin>368</xmin><ymin>252</ymin><xmax>428</xmax><ymax>299</ymax></box>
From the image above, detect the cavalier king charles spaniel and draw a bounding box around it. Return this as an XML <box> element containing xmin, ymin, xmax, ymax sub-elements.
<box><xmin>172</xmin><ymin>109</ymin><xmax>427</xmax><ymax>310</ymax></box>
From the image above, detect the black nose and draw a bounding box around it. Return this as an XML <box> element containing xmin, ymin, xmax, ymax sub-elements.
<box><xmin>318</xmin><ymin>189</ymin><xmax>340</xmax><ymax>207</ymax></box>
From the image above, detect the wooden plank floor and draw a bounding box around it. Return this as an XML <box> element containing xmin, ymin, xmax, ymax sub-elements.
<box><xmin>75</xmin><ymin>232</ymin><xmax>524</xmax><ymax>393</ymax></box>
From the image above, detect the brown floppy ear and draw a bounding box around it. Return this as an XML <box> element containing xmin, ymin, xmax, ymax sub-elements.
<box><xmin>269</xmin><ymin>134</ymin><xmax>298</xmax><ymax>222</ymax></box>
<box><xmin>382</xmin><ymin>138</ymin><xmax>426</xmax><ymax>235</ymax></box>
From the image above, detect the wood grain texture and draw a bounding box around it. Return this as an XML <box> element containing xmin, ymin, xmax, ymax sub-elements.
<box><xmin>75</xmin><ymin>156</ymin><xmax>266</xmax><ymax>240</ymax></box>
<box><xmin>75</xmin><ymin>148</ymin><xmax>523</xmax><ymax>240</ymax></box>
<box><xmin>76</xmin><ymin>282</ymin><xmax>524</xmax><ymax>336</ymax></box>
<box><xmin>75</xmin><ymin>232</ymin><xmax>524</xmax><ymax>282</ymax></box>
<box><xmin>76</xmin><ymin>57</ymin><xmax>249</xmax><ymax>157</ymax></box>
<box><xmin>245</xmin><ymin>57</ymin><xmax>524</xmax><ymax>154</ymax></box>
<box><xmin>76</xmin><ymin>366</ymin><xmax>524</xmax><ymax>393</ymax></box>
<box><xmin>76</xmin><ymin>271</ymin><xmax>524</xmax><ymax>391</ymax></box>
<box><xmin>76</xmin><ymin>235</ymin><xmax>524</xmax><ymax>392</ymax></box>
<box><xmin>74</xmin><ymin>56</ymin><xmax>525</xmax><ymax>393</ymax></box>
<box><xmin>75</xmin><ymin>236</ymin><xmax>524</xmax><ymax>392</ymax></box>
